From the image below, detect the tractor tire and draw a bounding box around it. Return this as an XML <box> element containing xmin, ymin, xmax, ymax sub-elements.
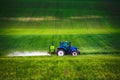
<box><xmin>72</xmin><ymin>51</ymin><xmax>78</xmax><ymax>56</ymax></box>
<box><xmin>57</xmin><ymin>49</ymin><xmax>65</xmax><ymax>56</ymax></box>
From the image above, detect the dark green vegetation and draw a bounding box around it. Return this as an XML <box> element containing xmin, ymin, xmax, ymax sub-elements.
<box><xmin>0</xmin><ymin>55</ymin><xmax>120</xmax><ymax>80</ymax></box>
<box><xmin>0</xmin><ymin>0</ymin><xmax>120</xmax><ymax>79</ymax></box>
<box><xmin>0</xmin><ymin>0</ymin><xmax>120</xmax><ymax>55</ymax></box>
<box><xmin>0</xmin><ymin>0</ymin><xmax>119</xmax><ymax>54</ymax></box>
<box><xmin>0</xmin><ymin>34</ymin><xmax>120</xmax><ymax>56</ymax></box>
<box><xmin>0</xmin><ymin>0</ymin><xmax>120</xmax><ymax>17</ymax></box>
<box><xmin>0</xmin><ymin>0</ymin><xmax>120</xmax><ymax>29</ymax></box>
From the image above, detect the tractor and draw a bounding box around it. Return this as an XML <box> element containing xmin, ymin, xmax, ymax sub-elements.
<box><xmin>57</xmin><ymin>41</ymin><xmax>80</xmax><ymax>56</ymax></box>
<box><xmin>49</xmin><ymin>41</ymin><xmax>80</xmax><ymax>56</ymax></box>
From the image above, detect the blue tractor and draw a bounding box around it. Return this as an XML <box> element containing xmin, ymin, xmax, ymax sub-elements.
<box><xmin>57</xmin><ymin>41</ymin><xmax>80</xmax><ymax>56</ymax></box>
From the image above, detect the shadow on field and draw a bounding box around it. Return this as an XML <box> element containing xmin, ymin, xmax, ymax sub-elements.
<box><xmin>0</xmin><ymin>0</ymin><xmax>120</xmax><ymax>17</ymax></box>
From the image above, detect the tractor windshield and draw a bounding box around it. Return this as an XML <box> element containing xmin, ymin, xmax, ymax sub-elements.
<box><xmin>60</xmin><ymin>42</ymin><xmax>71</xmax><ymax>50</ymax></box>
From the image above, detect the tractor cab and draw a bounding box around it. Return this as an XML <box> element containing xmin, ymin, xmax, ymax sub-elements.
<box><xmin>59</xmin><ymin>41</ymin><xmax>71</xmax><ymax>51</ymax></box>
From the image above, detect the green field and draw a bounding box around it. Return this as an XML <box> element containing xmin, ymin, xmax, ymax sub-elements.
<box><xmin>0</xmin><ymin>14</ymin><xmax>120</xmax><ymax>55</ymax></box>
<box><xmin>0</xmin><ymin>55</ymin><xmax>120</xmax><ymax>80</ymax></box>
<box><xmin>0</xmin><ymin>0</ymin><xmax>120</xmax><ymax>79</ymax></box>
<box><xmin>0</xmin><ymin>34</ymin><xmax>120</xmax><ymax>56</ymax></box>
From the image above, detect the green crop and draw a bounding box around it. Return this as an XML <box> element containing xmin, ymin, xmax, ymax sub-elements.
<box><xmin>0</xmin><ymin>34</ymin><xmax>120</xmax><ymax>56</ymax></box>
<box><xmin>0</xmin><ymin>0</ymin><xmax>120</xmax><ymax>80</ymax></box>
<box><xmin>0</xmin><ymin>55</ymin><xmax>120</xmax><ymax>80</ymax></box>
<box><xmin>0</xmin><ymin>0</ymin><xmax>120</xmax><ymax>55</ymax></box>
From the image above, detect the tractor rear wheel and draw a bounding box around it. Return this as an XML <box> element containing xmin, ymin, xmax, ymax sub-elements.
<box><xmin>72</xmin><ymin>51</ymin><xmax>78</xmax><ymax>56</ymax></box>
<box><xmin>57</xmin><ymin>49</ymin><xmax>65</xmax><ymax>56</ymax></box>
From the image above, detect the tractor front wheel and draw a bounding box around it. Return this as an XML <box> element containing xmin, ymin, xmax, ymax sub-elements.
<box><xmin>72</xmin><ymin>51</ymin><xmax>78</xmax><ymax>56</ymax></box>
<box><xmin>57</xmin><ymin>49</ymin><xmax>65</xmax><ymax>56</ymax></box>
